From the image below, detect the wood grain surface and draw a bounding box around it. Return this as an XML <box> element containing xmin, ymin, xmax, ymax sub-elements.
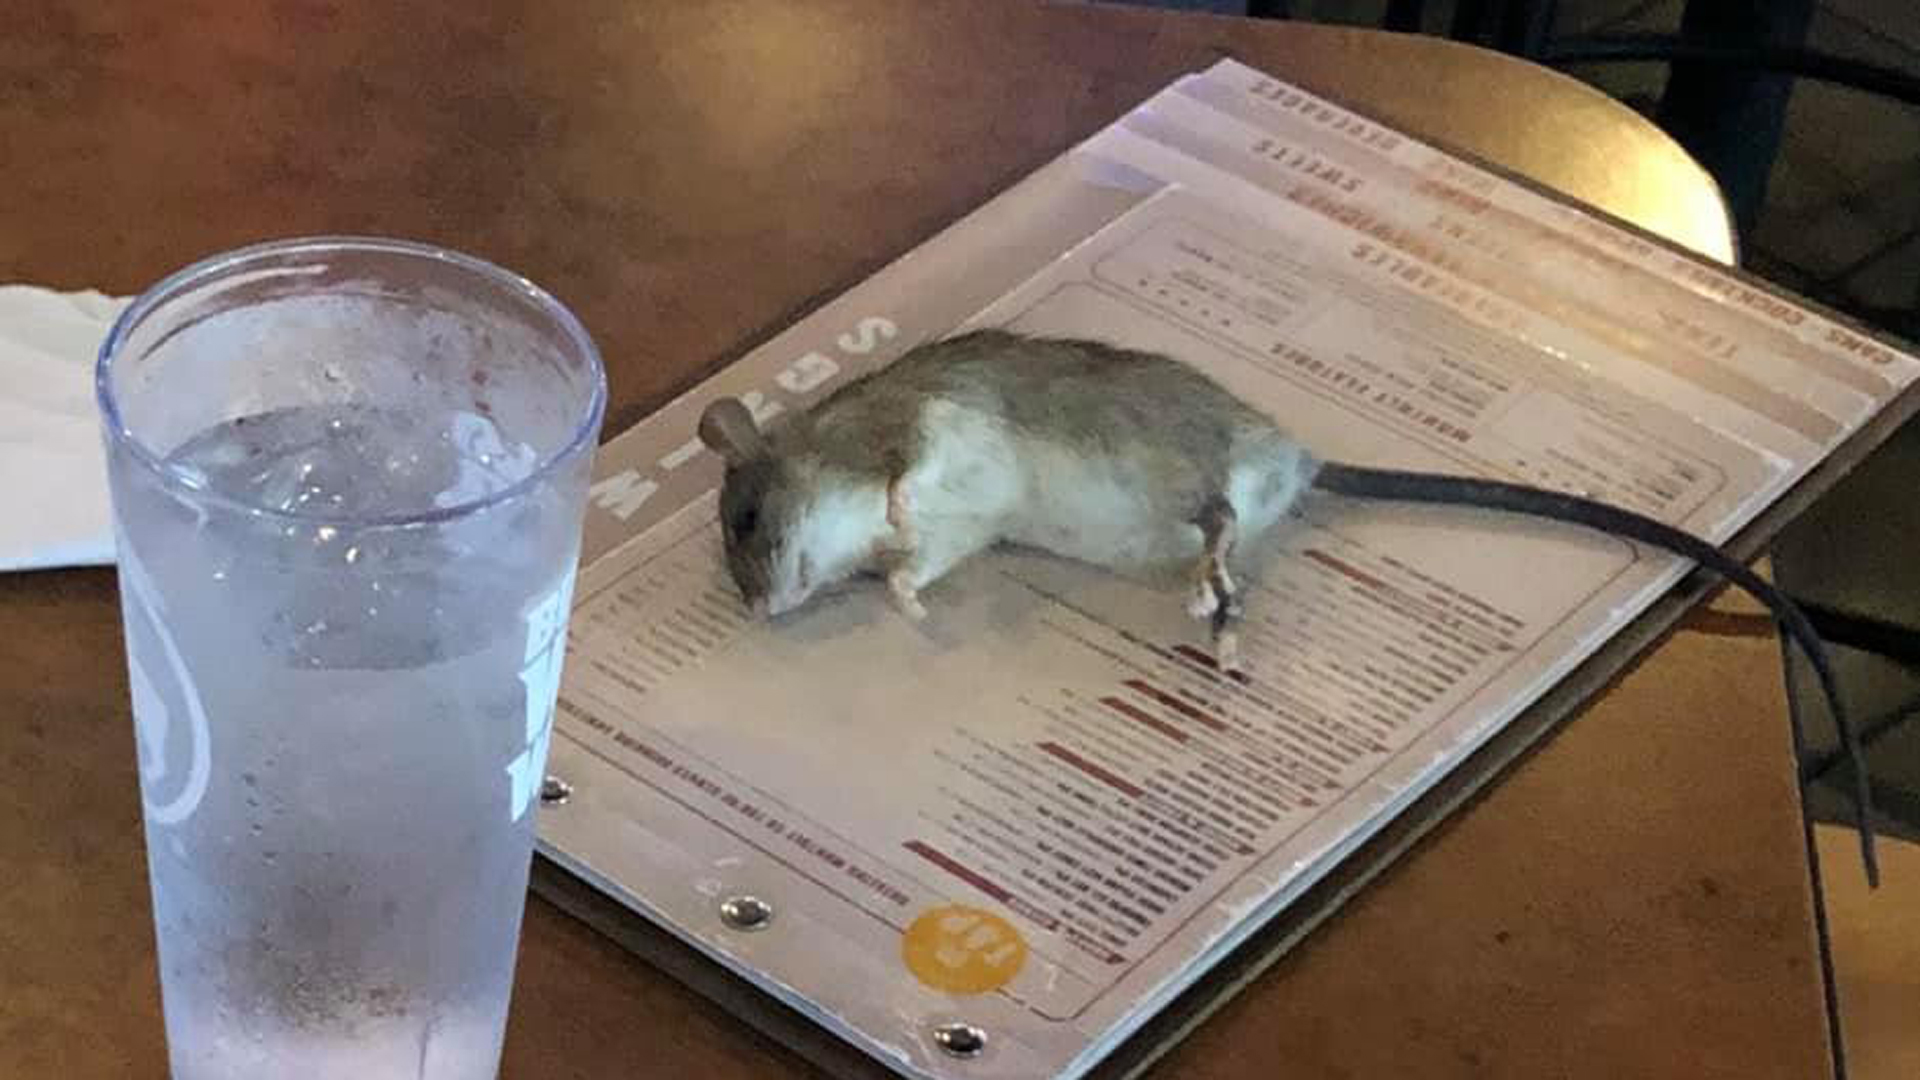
<box><xmin>2</xmin><ymin>4</ymin><xmax>1835</xmax><ymax>1077</ymax></box>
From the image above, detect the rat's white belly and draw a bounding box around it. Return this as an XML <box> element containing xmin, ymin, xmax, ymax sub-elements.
<box><xmin>1004</xmin><ymin>446</ymin><xmax>1205</xmax><ymax>569</ymax></box>
<box><xmin>1012</xmin><ymin>481</ymin><xmax>1199</xmax><ymax>567</ymax></box>
<box><xmin>906</xmin><ymin>408</ymin><xmax>1300</xmax><ymax>573</ymax></box>
<box><xmin>905</xmin><ymin>415</ymin><xmax>1196</xmax><ymax>570</ymax></box>
<box><xmin>1001</xmin><ymin>445</ymin><xmax>1302</xmax><ymax>569</ymax></box>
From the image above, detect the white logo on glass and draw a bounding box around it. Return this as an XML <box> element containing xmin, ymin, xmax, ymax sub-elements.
<box><xmin>121</xmin><ymin>544</ymin><xmax>213</xmax><ymax>826</ymax></box>
<box><xmin>506</xmin><ymin>569</ymin><xmax>575</xmax><ymax>821</ymax></box>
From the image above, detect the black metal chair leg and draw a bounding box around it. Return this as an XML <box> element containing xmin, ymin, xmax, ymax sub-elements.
<box><xmin>1656</xmin><ymin>0</ymin><xmax>1818</xmax><ymax>236</ymax></box>
<box><xmin>1384</xmin><ymin>0</ymin><xmax>1427</xmax><ymax>33</ymax></box>
<box><xmin>1450</xmin><ymin>0</ymin><xmax>1559</xmax><ymax>59</ymax></box>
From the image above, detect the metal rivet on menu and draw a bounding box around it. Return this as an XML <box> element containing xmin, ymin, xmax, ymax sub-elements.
<box><xmin>931</xmin><ymin>1022</ymin><xmax>987</xmax><ymax>1059</ymax></box>
<box><xmin>718</xmin><ymin>894</ymin><xmax>774</xmax><ymax>931</ymax></box>
<box><xmin>539</xmin><ymin>776</ymin><xmax>573</xmax><ymax>806</ymax></box>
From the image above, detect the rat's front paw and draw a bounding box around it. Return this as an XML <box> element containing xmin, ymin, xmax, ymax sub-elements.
<box><xmin>888</xmin><ymin>568</ymin><xmax>928</xmax><ymax>621</ymax></box>
<box><xmin>886</xmin><ymin>477</ymin><xmax>918</xmax><ymax>549</ymax></box>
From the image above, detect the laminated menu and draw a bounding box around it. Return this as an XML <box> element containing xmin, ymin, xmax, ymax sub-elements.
<box><xmin>534</xmin><ymin>59</ymin><xmax>1920</xmax><ymax>1080</ymax></box>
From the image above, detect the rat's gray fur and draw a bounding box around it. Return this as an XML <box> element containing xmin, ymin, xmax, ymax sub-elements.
<box><xmin>698</xmin><ymin>329</ymin><xmax>1318</xmax><ymax>632</ymax></box>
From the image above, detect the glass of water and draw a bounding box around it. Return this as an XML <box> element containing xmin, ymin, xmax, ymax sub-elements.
<box><xmin>97</xmin><ymin>237</ymin><xmax>606</xmax><ymax>1078</ymax></box>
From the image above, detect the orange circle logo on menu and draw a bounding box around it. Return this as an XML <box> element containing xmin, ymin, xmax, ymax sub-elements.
<box><xmin>901</xmin><ymin>904</ymin><xmax>1028</xmax><ymax>994</ymax></box>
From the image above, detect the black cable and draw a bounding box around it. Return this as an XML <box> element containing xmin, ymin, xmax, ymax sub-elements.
<box><xmin>1313</xmin><ymin>462</ymin><xmax>1880</xmax><ymax>886</ymax></box>
<box><xmin>1778</xmin><ymin>633</ymin><xmax>1853</xmax><ymax>1080</ymax></box>
<box><xmin>1543</xmin><ymin>35</ymin><xmax>1920</xmax><ymax>108</ymax></box>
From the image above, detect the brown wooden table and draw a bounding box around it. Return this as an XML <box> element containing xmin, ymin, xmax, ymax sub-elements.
<box><xmin>1</xmin><ymin>3</ymin><xmax>1840</xmax><ymax>1077</ymax></box>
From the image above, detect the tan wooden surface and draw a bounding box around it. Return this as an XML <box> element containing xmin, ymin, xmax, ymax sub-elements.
<box><xmin>1</xmin><ymin>3</ymin><xmax>1833</xmax><ymax>1077</ymax></box>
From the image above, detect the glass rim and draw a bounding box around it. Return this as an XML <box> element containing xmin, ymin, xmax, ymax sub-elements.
<box><xmin>96</xmin><ymin>235</ymin><xmax>609</xmax><ymax>530</ymax></box>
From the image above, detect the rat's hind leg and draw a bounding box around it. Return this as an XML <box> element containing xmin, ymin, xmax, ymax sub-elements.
<box><xmin>1187</xmin><ymin>496</ymin><xmax>1243</xmax><ymax>665</ymax></box>
<box><xmin>1186</xmin><ymin>496</ymin><xmax>1239</xmax><ymax>620</ymax></box>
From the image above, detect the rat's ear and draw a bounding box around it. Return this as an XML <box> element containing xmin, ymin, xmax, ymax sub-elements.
<box><xmin>698</xmin><ymin>397</ymin><xmax>766</xmax><ymax>464</ymax></box>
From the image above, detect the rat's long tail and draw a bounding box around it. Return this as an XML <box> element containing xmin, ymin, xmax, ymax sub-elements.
<box><xmin>1312</xmin><ymin>460</ymin><xmax>1879</xmax><ymax>887</ymax></box>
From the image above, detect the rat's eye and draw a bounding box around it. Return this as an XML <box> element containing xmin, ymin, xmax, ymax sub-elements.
<box><xmin>733</xmin><ymin>507</ymin><xmax>758</xmax><ymax>537</ymax></box>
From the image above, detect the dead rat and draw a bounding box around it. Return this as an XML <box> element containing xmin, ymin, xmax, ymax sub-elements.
<box><xmin>695</xmin><ymin>328</ymin><xmax>1878</xmax><ymax>883</ymax></box>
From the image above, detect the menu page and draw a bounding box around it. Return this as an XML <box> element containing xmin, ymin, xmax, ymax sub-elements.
<box><xmin>535</xmin><ymin>61</ymin><xmax>1918</xmax><ymax>1080</ymax></box>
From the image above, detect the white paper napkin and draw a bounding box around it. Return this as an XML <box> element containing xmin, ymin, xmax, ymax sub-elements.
<box><xmin>0</xmin><ymin>284</ymin><xmax>132</xmax><ymax>572</ymax></box>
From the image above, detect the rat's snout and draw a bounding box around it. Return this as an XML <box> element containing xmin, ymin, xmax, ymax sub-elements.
<box><xmin>755</xmin><ymin>551</ymin><xmax>816</xmax><ymax>619</ymax></box>
<box><xmin>763</xmin><ymin>574</ymin><xmax>823</xmax><ymax>619</ymax></box>
<box><xmin>749</xmin><ymin>596</ymin><xmax>770</xmax><ymax>620</ymax></box>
